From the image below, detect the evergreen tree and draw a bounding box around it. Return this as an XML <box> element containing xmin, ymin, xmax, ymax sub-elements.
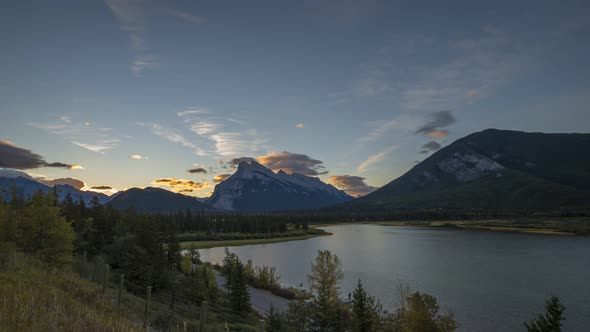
<box><xmin>524</xmin><ymin>296</ymin><xmax>566</xmax><ymax>332</ymax></box>
<box><xmin>352</xmin><ymin>279</ymin><xmax>381</xmax><ymax>332</ymax></box>
<box><xmin>229</xmin><ymin>259</ymin><xmax>250</xmax><ymax>314</ymax></box>
<box><xmin>267</xmin><ymin>305</ymin><xmax>283</xmax><ymax>332</ymax></box>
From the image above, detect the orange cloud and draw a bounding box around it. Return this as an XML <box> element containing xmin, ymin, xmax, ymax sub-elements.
<box><xmin>426</xmin><ymin>130</ymin><xmax>448</xmax><ymax>139</ymax></box>
<box><xmin>151</xmin><ymin>178</ymin><xmax>210</xmax><ymax>192</ymax></box>
<box><xmin>328</xmin><ymin>175</ymin><xmax>378</xmax><ymax>197</ymax></box>
<box><xmin>295</xmin><ymin>122</ymin><xmax>304</xmax><ymax>129</ymax></box>
<box><xmin>213</xmin><ymin>174</ymin><xmax>232</xmax><ymax>183</ymax></box>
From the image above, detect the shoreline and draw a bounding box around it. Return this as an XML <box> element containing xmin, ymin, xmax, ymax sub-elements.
<box><xmin>180</xmin><ymin>231</ymin><xmax>332</xmax><ymax>249</ymax></box>
<box><xmin>312</xmin><ymin>220</ymin><xmax>589</xmax><ymax>236</ymax></box>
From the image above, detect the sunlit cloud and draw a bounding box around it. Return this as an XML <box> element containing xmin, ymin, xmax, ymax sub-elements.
<box><xmin>328</xmin><ymin>175</ymin><xmax>378</xmax><ymax>197</ymax></box>
<box><xmin>151</xmin><ymin>178</ymin><xmax>211</xmax><ymax>193</ymax></box>
<box><xmin>257</xmin><ymin>151</ymin><xmax>327</xmax><ymax>176</ymax></box>
<box><xmin>213</xmin><ymin>173</ymin><xmax>232</xmax><ymax>183</ymax></box>
<box><xmin>295</xmin><ymin>122</ymin><xmax>305</xmax><ymax>129</ymax></box>
<box><xmin>415</xmin><ymin>110</ymin><xmax>455</xmax><ymax>138</ymax></box>
<box><xmin>129</xmin><ymin>154</ymin><xmax>146</xmax><ymax>160</ymax></box>
<box><xmin>357</xmin><ymin>146</ymin><xmax>396</xmax><ymax>173</ymax></box>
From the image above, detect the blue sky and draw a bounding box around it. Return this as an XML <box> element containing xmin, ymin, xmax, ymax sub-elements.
<box><xmin>1</xmin><ymin>0</ymin><xmax>589</xmax><ymax>197</ymax></box>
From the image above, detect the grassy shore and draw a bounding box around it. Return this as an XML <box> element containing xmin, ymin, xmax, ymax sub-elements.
<box><xmin>180</xmin><ymin>229</ymin><xmax>331</xmax><ymax>249</ymax></box>
<box><xmin>312</xmin><ymin>219</ymin><xmax>590</xmax><ymax>236</ymax></box>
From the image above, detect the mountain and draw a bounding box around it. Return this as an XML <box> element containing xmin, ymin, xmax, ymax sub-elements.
<box><xmin>206</xmin><ymin>160</ymin><xmax>352</xmax><ymax>211</ymax></box>
<box><xmin>109</xmin><ymin>187</ymin><xmax>207</xmax><ymax>213</ymax></box>
<box><xmin>0</xmin><ymin>176</ymin><xmax>110</xmax><ymax>204</ymax></box>
<box><xmin>340</xmin><ymin>129</ymin><xmax>590</xmax><ymax>212</ymax></box>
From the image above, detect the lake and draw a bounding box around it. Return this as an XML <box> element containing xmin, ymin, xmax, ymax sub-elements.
<box><xmin>199</xmin><ymin>224</ymin><xmax>590</xmax><ymax>331</ymax></box>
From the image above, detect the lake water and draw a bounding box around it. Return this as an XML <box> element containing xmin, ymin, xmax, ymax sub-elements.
<box><xmin>199</xmin><ymin>224</ymin><xmax>590</xmax><ymax>331</ymax></box>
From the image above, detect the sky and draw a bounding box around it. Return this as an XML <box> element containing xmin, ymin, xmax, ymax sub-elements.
<box><xmin>1</xmin><ymin>0</ymin><xmax>589</xmax><ymax>197</ymax></box>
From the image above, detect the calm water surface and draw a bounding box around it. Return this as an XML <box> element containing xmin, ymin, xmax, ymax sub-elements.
<box><xmin>199</xmin><ymin>225</ymin><xmax>590</xmax><ymax>331</ymax></box>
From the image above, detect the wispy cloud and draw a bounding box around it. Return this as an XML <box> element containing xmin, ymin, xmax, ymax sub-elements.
<box><xmin>144</xmin><ymin>123</ymin><xmax>196</xmax><ymax>149</ymax></box>
<box><xmin>295</xmin><ymin>122</ymin><xmax>305</xmax><ymax>129</ymax></box>
<box><xmin>165</xmin><ymin>8</ymin><xmax>207</xmax><ymax>24</ymax></box>
<box><xmin>177</xmin><ymin>108</ymin><xmax>267</xmax><ymax>157</ymax></box>
<box><xmin>357</xmin><ymin>146</ymin><xmax>395</xmax><ymax>173</ymax></box>
<box><xmin>105</xmin><ymin>1</ymin><xmax>207</xmax><ymax>74</ymax></box>
<box><xmin>131</xmin><ymin>54</ymin><xmax>159</xmax><ymax>75</ymax></box>
<box><xmin>213</xmin><ymin>173</ymin><xmax>232</xmax><ymax>183</ymax></box>
<box><xmin>358</xmin><ymin>119</ymin><xmax>398</xmax><ymax>144</ymax></box>
<box><xmin>30</xmin><ymin>116</ymin><xmax>119</xmax><ymax>153</ymax></box>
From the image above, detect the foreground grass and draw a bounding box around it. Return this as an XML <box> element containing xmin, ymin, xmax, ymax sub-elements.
<box><xmin>0</xmin><ymin>254</ymin><xmax>141</xmax><ymax>332</ymax></box>
<box><xmin>180</xmin><ymin>229</ymin><xmax>331</xmax><ymax>249</ymax></box>
<box><xmin>313</xmin><ymin>219</ymin><xmax>590</xmax><ymax>236</ymax></box>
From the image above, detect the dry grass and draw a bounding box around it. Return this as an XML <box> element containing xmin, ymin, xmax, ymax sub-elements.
<box><xmin>0</xmin><ymin>254</ymin><xmax>142</xmax><ymax>332</ymax></box>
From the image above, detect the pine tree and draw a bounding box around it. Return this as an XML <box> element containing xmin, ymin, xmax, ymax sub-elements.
<box><xmin>229</xmin><ymin>259</ymin><xmax>250</xmax><ymax>314</ymax></box>
<box><xmin>352</xmin><ymin>279</ymin><xmax>381</xmax><ymax>332</ymax></box>
<box><xmin>267</xmin><ymin>305</ymin><xmax>283</xmax><ymax>332</ymax></box>
<box><xmin>308</xmin><ymin>250</ymin><xmax>344</xmax><ymax>331</ymax></box>
<box><xmin>524</xmin><ymin>296</ymin><xmax>566</xmax><ymax>332</ymax></box>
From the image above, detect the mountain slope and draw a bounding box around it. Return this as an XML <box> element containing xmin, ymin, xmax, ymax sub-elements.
<box><xmin>206</xmin><ymin>161</ymin><xmax>352</xmax><ymax>211</ymax></box>
<box><xmin>109</xmin><ymin>187</ymin><xmax>207</xmax><ymax>213</ymax></box>
<box><xmin>0</xmin><ymin>176</ymin><xmax>109</xmax><ymax>204</ymax></box>
<box><xmin>340</xmin><ymin>129</ymin><xmax>590</xmax><ymax>212</ymax></box>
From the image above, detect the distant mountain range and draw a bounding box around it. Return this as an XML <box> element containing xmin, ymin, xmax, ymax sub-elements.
<box><xmin>3</xmin><ymin>129</ymin><xmax>589</xmax><ymax>214</ymax></box>
<box><xmin>206</xmin><ymin>160</ymin><xmax>352</xmax><ymax>211</ymax></box>
<box><xmin>0</xmin><ymin>176</ymin><xmax>110</xmax><ymax>204</ymax></box>
<box><xmin>338</xmin><ymin>129</ymin><xmax>590</xmax><ymax>212</ymax></box>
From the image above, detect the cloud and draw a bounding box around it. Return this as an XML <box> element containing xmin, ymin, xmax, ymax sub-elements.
<box><xmin>295</xmin><ymin>123</ymin><xmax>305</xmax><ymax>129</ymax></box>
<box><xmin>177</xmin><ymin>110</ymin><xmax>266</xmax><ymax>157</ymax></box>
<box><xmin>420</xmin><ymin>141</ymin><xmax>442</xmax><ymax>154</ymax></box>
<box><xmin>358</xmin><ymin>119</ymin><xmax>398</xmax><ymax>144</ymax></box>
<box><xmin>165</xmin><ymin>8</ymin><xmax>207</xmax><ymax>24</ymax></box>
<box><xmin>187</xmin><ymin>168</ymin><xmax>207</xmax><ymax>174</ymax></box>
<box><xmin>129</xmin><ymin>154</ymin><xmax>145</xmax><ymax>160</ymax></box>
<box><xmin>31</xmin><ymin>116</ymin><xmax>119</xmax><ymax>153</ymax></box>
<box><xmin>0</xmin><ymin>140</ymin><xmax>77</xmax><ymax>170</ymax></box>
<box><xmin>464</xmin><ymin>89</ymin><xmax>479</xmax><ymax>100</ymax></box>
<box><xmin>177</xmin><ymin>107</ymin><xmax>209</xmax><ymax>117</ymax></box>
<box><xmin>228</xmin><ymin>157</ymin><xmax>256</xmax><ymax>168</ymax></box>
<box><xmin>257</xmin><ymin>151</ymin><xmax>328</xmax><ymax>176</ymax></box>
<box><xmin>89</xmin><ymin>185</ymin><xmax>113</xmax><ymax>190</ymax></box>
<box><xmin>213</xmin><ymin>174</ymin><xmax>232</xmax><ymax>183</ymax></box>
<box><xmin>357</xmin><ymin>146</ymin><xmax>395</xmax><ymax>173</ymax></box>
<box><xmin>143</xmin><ymin>123</ymin><xmax>196</xmax><ymax>148</ymax></box>
<box><xmin>328</xmin><ymin>175</ymin><xmax>378</xmax><ymax>197</ymax></box>
<box><xmin>178</xmin><ymin>188</ymin><xmax>193</xmax><ymax>193</ymax></box>
<box><xmin>39</xmin><ymin>177</ymin><xmax>86</xmax><ymax>189</ymax></box>
<box><xmin>131</xmin><ymin>54</ymin><xmax>158</xmax><ymax>75</ymax></box>
<box><xmin>151</xmin><ymin>178</ymin><xmax>210</xmax><ymax>193</ymax></box>
<box><xmin>72</xmin><ymin>140</ymin><xmax>119</xmax><ymax>153</ymax></box>
<box><xmin>415</xmin><ymin>110</ymin><xmax>455</xmax><ymax>138</ymax></box>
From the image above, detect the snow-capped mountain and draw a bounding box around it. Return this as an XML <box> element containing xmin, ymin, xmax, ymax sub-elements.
<box><xmin>206</xmin><ymin>160</ymin><xmax>352</xmax><ymax>211</ymax></box>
